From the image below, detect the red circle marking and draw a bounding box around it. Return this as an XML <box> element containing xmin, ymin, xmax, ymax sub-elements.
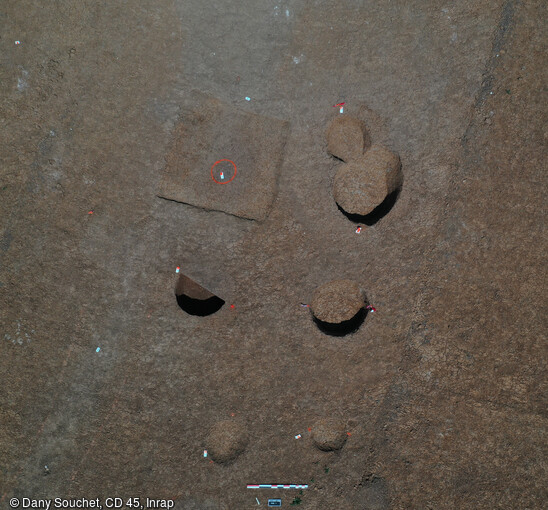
<box><xmin>211</xmin><ymin>159</ymin><xmax>237</xmax><ymax>184</ymax></box>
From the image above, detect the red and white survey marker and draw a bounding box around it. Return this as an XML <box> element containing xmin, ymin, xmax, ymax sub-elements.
<box><xmin>334</xmin><ymin>102</ymin><xmax>345</xmax><ymax>113</ymax></box>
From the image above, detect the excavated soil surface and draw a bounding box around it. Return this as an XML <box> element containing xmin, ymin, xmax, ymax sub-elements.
<box><xmin>1</xmin><ymin>1</ymin><xmax>546</xmax><ymax>509</ymax></box>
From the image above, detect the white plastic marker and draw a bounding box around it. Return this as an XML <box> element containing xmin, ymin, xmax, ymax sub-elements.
<box><xmin>245</xmin><ymin>96</ymin><xmax>251</xmax><ymax>101</ymax></box>
<box><xmin>295</xmin><ymin>434</ymin><xmax>302</xmax><ymax>439</ymax></box>
<box><xmin>334</xmin><ymin>102</ymin><xmax>345</xmax><ymax>114</ymax></box>
<box><xmin>96</xmin><ymin>347</ymin><xmax>101</xmax><ymax>353</ymax></box>
<box><xmin>356</xmin><ymin>226</ymin><xmax>362</xmax><ymax>233</ymax></box>
<box><xmin>176</xmin><ymin>266</ymin><xmax>180</xmax><ymax>273</ymax></box>
<box><xmin>15</xmin><ymin>41</ymin><xmax>21</xmax><ymax>45</ymax></box>
<box><xmin>220</xmin><ymin>171</ymin><xmax>224</xmax><ymax>180</ymax></box>
<box><xmin>247</xmin><ymin>484</ymin><xmax>308</xmax><ymax>489</ymax></box>
<box><xmin>203</xmin><ymin>450</ymin><xmax>208</xmax><ymax>458</ymax></box>
<box><xmin>255</xmin><ymin>498</ymin><xmax>260</xmax><ymax>505</ymax></box>
<box><xmin>366</xmin><ymin>305</ymin><xmax>377</xmax><ymax>313</ymax></box>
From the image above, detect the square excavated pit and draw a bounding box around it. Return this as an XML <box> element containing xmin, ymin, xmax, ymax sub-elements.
<box><xmin>157</xmin><ymin>91</ymin><xmax>290</xmax><ymax>221</ymax></box>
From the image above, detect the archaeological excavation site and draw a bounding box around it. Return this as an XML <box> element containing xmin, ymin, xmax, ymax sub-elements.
<box><xmin>1</xmin><ymin>1</ymin><xmax>546</xmax><ymax>509</ymax></box>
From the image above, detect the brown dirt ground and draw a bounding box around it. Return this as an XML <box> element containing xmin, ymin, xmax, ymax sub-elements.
<box><xmin>1</xmin><ymin>1</ymin><xmax>546</xmax><ymax>509</ymax></box>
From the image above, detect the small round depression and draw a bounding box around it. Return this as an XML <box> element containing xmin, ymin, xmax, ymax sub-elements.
<box><xmin>175</xmin><ymin>273</ymin><xmax>225</xmax><ymax>316</ymax></box>
<box><xmin>313</xmin><ymin>307</ymin><xmax>368</xmax><ymax>337</ymax></box>
<box><xmin>310</xmin><ymin>279</ymin><xmax>369</xmax><ymax>337</ymax></box>
<box><xmin>337</xmin><ymin>188</ymin><xmax>401</xmax><ymax>226</ymax></box>
<box><xmin>333</xmin><ymin>145</ymin><xmax>403</xmax><ymax>226</ymax></box>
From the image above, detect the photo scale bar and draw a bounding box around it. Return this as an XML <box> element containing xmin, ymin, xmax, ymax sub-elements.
<box><xmin>247</xmin><ymin>484</ymin><xmax>308</xmax><ymax>489</ymax></box>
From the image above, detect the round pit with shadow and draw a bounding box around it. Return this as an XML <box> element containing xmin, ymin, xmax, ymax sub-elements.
<box><xmin>206</xmin><ymin>419</ymin><xmax>248</xmax><ymax>464</ymax></box>
<box><xmin>310</xmin><ymin>279</ymin><xmax>369</xmax><ymax>336</ymax></box>
<box><xmin>327</xmin><ymin>115</ymin><xmax>371</xmax><ymax>162</ymax></box>
<box><xmin>175</xmin><ymin>273</ymin><xmax>225</xmax><ymax>316</ymax></box>
<box><xmin>333</xmin><ymin>144</ymin><xmax>402</xmax><ymax>225</ymax></box>
<box><xmin>311</xmin><ymin>418</ymin><xmax>347</xmax><ymax>451</ymax></box>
